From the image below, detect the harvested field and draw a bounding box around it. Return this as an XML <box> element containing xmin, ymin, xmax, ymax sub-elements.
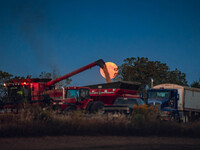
<box><xmin>1</xmin><ymin>108</ymin><xmax>200</xmax><ymax>137</ymax></box>
<box><xmin>1</xmin><ymin>136</ymin><xmax>200</xmax><ymax>150</ymax></box>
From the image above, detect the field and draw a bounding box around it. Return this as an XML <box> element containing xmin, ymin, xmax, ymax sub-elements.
<box><xmin>1</xmin><ymin>105</ymin><xmax>200</xmax><ymax>137</ymax></box>
<box><xmin>1</xmin><ymin>106</ymin><xmax>200</xmax><ymax>149</ymax></box>
<box><xmin>1</xmin><ymin>136</ymin><xmax>200</xmax><ymax>150</ymax></box>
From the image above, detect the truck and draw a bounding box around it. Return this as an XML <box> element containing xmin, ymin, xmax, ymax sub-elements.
<box><xmin>147</xmin><ymin>83</ymin><xmax>200</xmax><ymax>122</ymax></box>
<box><xmin>103</xmin><ymin>97</ymin><xmax>145</xmax><ymax>115</ymax></box>
<box><xmin>0</xmin><ymin>59</ymin><xmax>111</xmax><ymax>113</ymax></box>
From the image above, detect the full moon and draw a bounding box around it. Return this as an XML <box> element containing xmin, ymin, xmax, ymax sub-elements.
<box><xmin>100</xmin><ymin>62</ymin><xmax>118</xmax><ymax>79</ymax></box>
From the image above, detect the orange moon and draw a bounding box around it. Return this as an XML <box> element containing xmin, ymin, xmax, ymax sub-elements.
<box><xmin>100</xmin><ymin>62</ymin><xmax>118</xmax><ymax>79</ymax></box>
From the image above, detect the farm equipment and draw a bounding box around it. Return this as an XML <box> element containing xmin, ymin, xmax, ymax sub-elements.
<box><xmin>85</xmin><ymin>81</ymin><xmax>141</xmax><ymax>113</ymax></box>
<box><xmin>49</xmin><ymin>81</ymin><xmax>142</xmax><ymax>114</ymax></box>
<box><xmin>87</xmin><ymin>81</ymin><xmax>141</xmax><ymax>105</ymax></box>
<box><xmin>0</xmin><ymin>59</ymin><xmax>111</xmax><ymax>113</ymax></box>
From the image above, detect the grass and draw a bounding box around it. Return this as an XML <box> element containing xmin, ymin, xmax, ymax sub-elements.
<box><xmin>0</xmin><ymin>105</ymin><xmax>200</xmax><ymax>137</ymax></box>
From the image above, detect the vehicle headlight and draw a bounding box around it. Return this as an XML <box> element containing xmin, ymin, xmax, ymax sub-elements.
<box><xmin>127</xmin><ymin>107</ymin><xmax>130</xmax><ymax>113</ymax></box>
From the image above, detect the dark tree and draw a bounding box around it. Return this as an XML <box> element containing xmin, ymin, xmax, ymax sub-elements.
<box><xmin>191</xmin><ymin>79</ymin><xmax>200</xmax><ymax>88</ymax></box>
<box><xmin>116</xmin><ymin>57</ymin><xmax>188</xmax><ymax>95</ymax></box>
<box><xmin>39</xmin><ymin>72</ymin><xmax>52</xmax><ymax>79</ymax></box>
<box><xmin>0</xmin><ymin>70</ymin><xmax>13</xmax><ymax>84</ymax></box>
<box><xmin>0</xmin><ymin>70</ymin><xmax>13</xmax><ymax>102</ymax></box>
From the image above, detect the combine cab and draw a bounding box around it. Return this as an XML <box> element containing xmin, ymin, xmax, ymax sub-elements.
<box><xmin>1</xmin><ymin>78</ymin><xmax>53</xmax><ymax>113</ymax></box>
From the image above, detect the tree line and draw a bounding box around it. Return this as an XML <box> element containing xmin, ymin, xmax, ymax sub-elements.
<box><xmin>0</xmin><ymin>70</ymin><xmax>72</xmax><ymax>88</ymax></box>
<box><xmin>1</xmin><ymin>57</ymin><xmax>200</xmax><ymax>89</ymax></box>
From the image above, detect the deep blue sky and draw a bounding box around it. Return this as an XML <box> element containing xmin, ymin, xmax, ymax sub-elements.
<box><xmin>0</xmin><ymin>0</ymin><xmax>200</xmax><ymax>86</ymax></box>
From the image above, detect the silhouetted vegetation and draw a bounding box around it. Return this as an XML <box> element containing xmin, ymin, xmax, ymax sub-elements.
<box><xmin>191</xmin><ymin>79</ymin><xmax>200</xmax><ymax>88</ymax></box>
<box><xmin>116</xmin><ymin>57</ymin><xmax>188</xmax><ymax>96</ymax></box>
<box><xmin>0</xmin><ymin>105</ymin><xmax>200</xmax><ymax>137</ymax></box>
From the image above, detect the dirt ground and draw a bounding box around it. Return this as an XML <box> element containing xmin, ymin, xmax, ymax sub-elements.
<box><xmin>1</xmin><ymin>136</ymin><xmax>200</xmax><ymax>150</ymax></box>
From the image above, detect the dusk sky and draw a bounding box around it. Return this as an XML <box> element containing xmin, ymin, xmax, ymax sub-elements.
<box><xmin>0</xmin><ymin>0</ymin><xmax>200</xmax><ymax>86</ymax></box>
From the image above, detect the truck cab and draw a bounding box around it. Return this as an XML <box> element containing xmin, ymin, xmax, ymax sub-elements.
<box><xmin>147</xmin><ymin>88</ymin><xmax>179</xmax><ymax>119</ymax></box>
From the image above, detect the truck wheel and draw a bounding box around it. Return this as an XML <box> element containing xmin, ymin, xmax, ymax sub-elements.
<box><xmin>170</xmin><ymin>114</ymin><xmax>180</xmax><ymax>122</ymax></box>
<box><xmin>53</xmin><ymin>105</ymin><xmax>62</xmax><ymax>114</ymax></box>
<box><xmin>174</xmin><ymin>114</ymin><xmax>180</xmax><ymax>122</ymax></box>
<box><xmin>182</xmin><ymin>114</ymin><xmax>189</xmax><ymax>123</ymax></box>
<box><xmin>91</xmin><ymin>101</ymin><xmax>104</xmax><ymax>114</ymax></box>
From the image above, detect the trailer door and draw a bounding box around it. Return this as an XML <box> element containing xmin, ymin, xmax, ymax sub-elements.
<box><xmin>185</xmin><ymin>90</ymin><xmax>200</xmax><ymax>110</ymax></box>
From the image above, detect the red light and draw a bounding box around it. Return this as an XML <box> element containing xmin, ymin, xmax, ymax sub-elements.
<box><xmin>24</xmin><ymin>82</ymin><xmax>26</xmax><ymax>85</ymax></box>
<box><xmin>3</xmin><ymin>83</ymin><xmax>6</xmax><ymax>87</ymax></box>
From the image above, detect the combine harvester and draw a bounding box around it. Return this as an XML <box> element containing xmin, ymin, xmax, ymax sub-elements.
<box><xmin>0</xmin><ymin>59</ymin><xmax>111</xmax><ymax>113</ymax></box>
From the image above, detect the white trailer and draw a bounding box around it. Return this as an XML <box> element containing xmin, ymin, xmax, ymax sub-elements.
<box><xmin>153</xmin><ymin>84</ymin><xmax>200</xmax><ymax>122</ymax></box>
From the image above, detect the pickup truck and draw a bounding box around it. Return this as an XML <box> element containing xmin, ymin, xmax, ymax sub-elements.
<box><xmin>103</xmin><ymin>97</ymin><xmax>145</xmax><ymax>114</ymax></box>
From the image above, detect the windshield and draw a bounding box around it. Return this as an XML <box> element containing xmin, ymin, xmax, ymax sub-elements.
<box><xmin>80</xmin><ymin>89</ymin><xmax>90</xmax><ymax>99</ymax></box>
<box><xmin>66</xmin><ymin>90</ymin><xmax>79</xmax><ymax>98</ymax></box>
<box><xmin>114</xmin><ymin>98</ymin><xmax>138</xmax><ymax>106</ymax></box>
<box><xmin>7</xmin><ymin>86</ymin><xmax>30</xmax><ymax>102</ymax></box>
<box><xmin>8</xmin><ymin>86</ymin><xmax>24</xmax><ymax>97</ymax></box>
<box><xmin>66</xmin><ymin>89</ymin><xmax>90</xmax><ymax>101</ymax></box>
<box><xmin>148</xmin><ymin>91</ymin><xmax>171</xmax><ymax>100</ymax></box>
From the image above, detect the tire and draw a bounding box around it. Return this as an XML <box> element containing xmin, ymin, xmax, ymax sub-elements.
<box><xmin>182</xmin><ymin>114</ymin><xmax>189</xmax><ymax>123</ymax></box>
<box><xmin>91</xmin><ymin>101</ymin><xmax>104</xmax><ymax>114</ymax></box>
<box><xmin>85</xmin><ymin>102</ymin><xmax>93</xmax><ymax>114</ymax></box>
<box><xmin>53</xmin><ymin>105</ymin><xmax>62</xmax><ymax>114</ymax></box>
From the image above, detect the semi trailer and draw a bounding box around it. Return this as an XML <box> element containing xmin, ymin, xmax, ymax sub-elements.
<box><xmin>147</xmin><ymin>84</ymin><xmax>200</xmax><ymax>122</ymax></box>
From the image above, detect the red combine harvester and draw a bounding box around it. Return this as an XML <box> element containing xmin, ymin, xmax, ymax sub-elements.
<box><xmin>0</xmin><ymin>59</ymin><xmax>111</xmax><ymax>113</ymax></box>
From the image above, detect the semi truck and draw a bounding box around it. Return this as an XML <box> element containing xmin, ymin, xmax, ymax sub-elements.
<box><xmin>147</xmin><ymin>84</ymin><xmax>200</xmax><ymax>122</ymax></box>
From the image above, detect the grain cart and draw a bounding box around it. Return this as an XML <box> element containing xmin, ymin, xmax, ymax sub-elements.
<box><xmin>85</xmin><ymin>81</ymin><xmax>141</xmax><ymax>113</ymax></box>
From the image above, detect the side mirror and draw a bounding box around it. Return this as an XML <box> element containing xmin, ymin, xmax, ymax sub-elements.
<box><xmin>140</xmin><ymin>93</ymin><xmax>143</xmax><ymax>99</ymax></box>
